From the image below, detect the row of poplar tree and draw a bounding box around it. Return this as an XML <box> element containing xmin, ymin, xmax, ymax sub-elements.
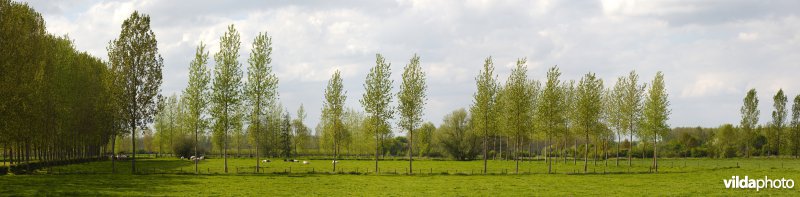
<box><xmin>1</xmin><ymin>0</ymin><xmax>119</xmax><ymax>171</ymax></box>
<box><xmin>1</xmin><ymin>1</ymin><xmax>674</xmax><ymax>175</ymax></box>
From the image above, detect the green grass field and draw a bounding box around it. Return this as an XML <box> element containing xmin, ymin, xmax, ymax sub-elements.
<box><xmin>1</xmin><ymin>157</ymin><xmax>799</xmax><ymax>196</ymax></box>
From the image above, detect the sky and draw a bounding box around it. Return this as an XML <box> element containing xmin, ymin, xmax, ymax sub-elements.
<box><xmin>20</xmin><ymin>0</ymin><xmax>800</xmax><ymax>130</ymax></box>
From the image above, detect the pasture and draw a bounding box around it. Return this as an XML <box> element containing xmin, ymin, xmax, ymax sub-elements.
<box><xmin>1</xmin><ymin>158</ymin><xmax>798</xmax><ymax>196</ymax></box>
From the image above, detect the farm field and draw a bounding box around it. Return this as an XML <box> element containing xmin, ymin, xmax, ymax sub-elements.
<box><xmin>1</xmin><ymin>158</ymin><xmax>798</xmax><ymax>196</ymax></box>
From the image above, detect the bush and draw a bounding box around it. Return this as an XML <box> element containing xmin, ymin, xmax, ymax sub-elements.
<box><xmin>691</xmin><ymin>147</ymin><xmax>708</xmax><ymax>157</ymax></box>
<box><xmin>173</xmin><ymin>136</ymin><xmax>205</xmax><ymax>158</ymax></box>
<box><xmin>723</xmin><ymin>146</ymin><xmax>737</xmax><ymax>158</ymax></box>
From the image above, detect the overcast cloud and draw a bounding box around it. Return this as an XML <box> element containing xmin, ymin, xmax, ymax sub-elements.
<box><xmin>21</xmin><ymin>0</ymin><xmax>800</xmax><ymax>130</ymax></box>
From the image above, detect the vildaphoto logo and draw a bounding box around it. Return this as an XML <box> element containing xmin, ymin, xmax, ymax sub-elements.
<box><xmin>723</xmin><ymin>176</ymin><xmax>795</xmax><ymax>191</ymax></box>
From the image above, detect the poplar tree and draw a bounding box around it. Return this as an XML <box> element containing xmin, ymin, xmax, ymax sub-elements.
<box><xmin>107</xmin><ymin>11</ymin><xmax>164</xmax><ymax>173</ymax></box>
<box><xmin>501</xmin><ymin>58</ymin><xmax>534</xmax><ymax>174</ymax></box>
<box><xmin>609</xmin><ymin>76</ymin><xmax>626</xmax><ymax>166</ymax></box>
<box><xmin>323</xmin><ymin>70</ymin><xmax>346</xmax><ymax>171</ymax></box>
<box><xmin>537</xmin><ymin>66</ymin><xmax>565</xmax><ymax>174</ymax></box>
<box><xmin>360</xmin><ymin>54</ymin><xmax>394</xmax><ymax>173</ymax></box>
<box><xmin>398</xmin><ymin>54</ymin><xmax>427</xmax><ymax>174</ymax></box>
<box><xmin>244</xmin><ymin>31</ymin><xmax>278</xmax><ymax>172</ymax></box>
<box><xmin>642</xmin><ymin>72</ymin><xmax>670</xmax><ymax>173</ymax></box>
<box><xmin>211</xmin><ymin>24</ymin><xmax>243</xmax><ymax>173</ymax></box>
<box><xmin>183</xmin><ymin>42</ymin><xmax>210</xmax><ymax>174</ymax></box>
<box><xmin>790</xmin><ymin>95</ymin><xmax>800</xmax><ymax>158</ymax></box>
<box><xmin>576</xmin><ymin>72</ymin><xmax>603</xmax><ymax>173</ymax></box>
<box><xmin>621</xmin><ymin>71</ymin><xmax>645</xmax><ymax>166</ymax></box>
<box><xmin>740</xmin><ymin>89</ymin><xmax>759</xmax><ymax>158</ymax></box>
<box><xmin>772</xmin><ymin>89</ymin><xmax>787</xmax><ymax>156</ymax></box>
<box><xmin>470</xmin><ymin>56</ymin><xmax>497</xmax><ymax>174</ymax></box>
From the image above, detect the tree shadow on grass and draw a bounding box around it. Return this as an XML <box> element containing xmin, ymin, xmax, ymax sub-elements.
<box><xmin>0</xmin><ymin>173</ymin><xmax>206</xmax><ymax>196</ymax></box>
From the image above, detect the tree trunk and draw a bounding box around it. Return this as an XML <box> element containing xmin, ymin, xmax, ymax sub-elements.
<box><xmin>111</xmin><ymin>134</ymin><xmax>116</xmax><ymax>173</ymax></box>
<box><xmin>131</xmin><ymin>120</ymin><xmax>136</xmax><ymax>174</ymax></box>
<box><xmin>594</xmin><ymin>137</ymin><xmax>598</xmax><ymax>166</ymax></box>
<box><xmin>604</xmin><ymin>138</ymin><xmax>608</xmax><ymax>166</ymax></box>
<box><xmin>547</xmin><ymin>135</ymin><xmax>552</xmax><ymax>174</ymax></box>
<box><xmin>195</xmin><ymin>124</ymin><xmax>200</xmax><ymax>174</ymax></box>
<box><xmin>629</xmin><ymin>128</ymin><xmax>634</xmax><ymax>167</ymax></box>
<box><xmin>515</xmin><ymin>137</ymin><xmax>519</xmax><ymax>174</ymax></box>
<box><xmin>616</xmin><ymin>130</ymin><xmax>620</xmax><ymax>166</ymax></box>
<box><xmin>409</xmin><ymin>128</ymin><xmax>413</xmax><ymax>174</ymax></box>
<box><xmin>483</xmin><ymin>132</ymin><xmax>487</xmax><ymax>174</ymax></box>
<box><xmin>333</xmin><ymin>125</ymin><xmax>337</xmax><ymax>172</ymax></box>
<box><xmin>564</xmin><ymin>133</ymin><xmax>568</xmax><ymax>164</ymax></box>
<box><xmin>574</xmin><ymin>138</ymin><xmax>578</xmax><ymax>165</ymax></box>
<box><xmin>584</xmin><ymin>129</ymin><xmax>589</xmax><ymax>173</ymax></box>
<box><xmin>499</xmin><ymin>136</ymin><xmax>503</xmax><ymax>160</ymax></box>
<box><xmin>653</xmin><ymin>135</ymin><xmax>658</xmax><ymax>173</ymax></box>
<box><xmin>374</xmin><ymin>124</ymin><xmax>379</xmax><ymax>173</ymax></box>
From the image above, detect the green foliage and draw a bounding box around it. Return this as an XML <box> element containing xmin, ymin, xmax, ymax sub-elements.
<box><xmin>182</xmin><ymin>41</ymin><xmax>210</xmax><ymax>173</ymax></box>
<box><xmin>360</xmin><ymin>53</ymin><xmax>394</xmax><ymax>171</ymax></box>
<box><xmin>715</xmin><ymin>124</ymin><xmax>738</xmax><ymax>158</ymax></box>
<box><xmin>791</xmin><ymin>95</ymin><xmax>800</xmax><ymax>157</ymax></box>
<box><xmin>537</xmin><ymin>66</ymin><xmax>565</xmax><ymax>172</ymax></box>
<box><xmin>576</xmin><ymin>72</ymin><xmax>603</xmax><ymax>172</ymax></box>
<box><xmin>740</xmin><ymin>88</ymin><xmax>759</xmax><ymax>157</ymax></box>
<box><xmin>211</xmin><ymin>24</ymin><xmax>243</xmax><ymax>172</ymax></box>
<box><xmin>642</xmin><ymin>72</ymin><xmax>670</xmax><ymax>172</ymax></box>
<box><xmin>280</xmin><ymin>112</ymin><xmax>292</xmax><ymax>158</ymax></box>
<box><xmin>398</xmin><ymin>54</ymin><xmax>427</xmax><ymax>172</ymax></box>
<box><xmin>770</xmin><ymin>89</ymin><xmax>787</xmax><ymax>155</ymax></box>
<box><xmin>436</xmin><ymin>109</ymin><xmax>479</xmax><ymax>160</ymax></box>
<box><xmin>244</xmin><ymin>31</ymin><xmax>279</xmax><ymax>169</ymax></box>
<box><xmin>108</xmin><ymin>10</ymin><xmax>165</xmax><ymax>172</ymax></box>
<box><xmin>415</xmin><ymin>122</ymin><xmax>437</xmax><ymax>157</ymax></box>
<box><xmin>470</xmin><ymin>57</ymin><xmax>498</xmax><ymax>172</ymax></box>
<box><xmin>292</xmin><ymin>104</ymin><xmax>311</xmax><ymax>155</ymax></box>
<box><xmin>323</xmin><ymin>70</ymin><xmax>346</xmax><ymax>170</ymax></box>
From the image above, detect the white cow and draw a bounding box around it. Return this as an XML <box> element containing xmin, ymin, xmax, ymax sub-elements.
<box><xmin>332</xmin><ymin>160</ymin><xmax>339</xmax><ymax>164</ymax></box>
<box><xmin>302</xmin><ymin>161</ymin><xmax>310</xmax><ymax>165</ymax></box>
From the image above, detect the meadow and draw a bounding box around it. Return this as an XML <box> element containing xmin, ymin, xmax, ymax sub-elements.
<box><xmin>1</xmin><ymin>157</ymin><xmax>799</xmax><ymax>196</ymax></box>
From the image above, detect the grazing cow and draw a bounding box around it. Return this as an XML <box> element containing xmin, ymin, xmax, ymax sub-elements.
<box><xmin>302</xmin><ymin>161</ymin><xmax>310</xmax><ymax>165</ymax></box>
<box><xmin>332</xmin><ymin>160</ymin><xmax>339</xmax><ymax>164</ymax></box>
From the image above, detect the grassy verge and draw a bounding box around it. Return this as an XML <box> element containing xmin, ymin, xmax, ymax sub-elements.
<box><xmin>0</xmin><ymin>158</ymin><xmax>798</xmax><ymax>196</ymax></box>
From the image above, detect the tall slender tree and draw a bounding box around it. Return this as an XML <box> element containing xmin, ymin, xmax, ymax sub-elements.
<box><xmin>211</xmin><ymin>24</ymin><xmax>243</xmax><ymax>173</ymax></box>
<box><xmin>576</xmin><ymin>72</ymin><xmax>603</xmax><ymax>173</ymax></box>
<box><xmin>323</xmin><ymin>70</ymin><xmax>346</xmax><ymax>171</ymax></box>
<box><xmin>561</xmin><ymin>80</ymin><xmax>577</xmax><ymax>164</ymax></box>
<box><xmin>740</xmin><ymin>89</ymin><xmax>759</xmax><ymax>158</ymax></box>
<box><xmin>501</xmin><ymin>58</ymin><xmax>535</xmax><ymax>174</ymax></box>
<box><xmin>360</xmin><ymin>54</ymin><xmax>394</xmax><ymax>173</ymax></box>
<box><xmin>790</xmin><ymin>95</ymin><xmax>800</xmax><ymax>158</ymax></box>
<box><xmin>244</xmin><ymin>31</ymin><xmax>278</xmax><ymax>172</ymax></box>
<box><xmin>107</xmin><ymin>11</ymin><xmax>164</xmax><ymax>173</ymax></box>
<box><xmin>398</xmin><ymin>54</ymin><xmax>427</xmax><ymax>174</ymax></box>
<box><xmin>470</xmin><ymin>56</ymin><xmax>498</xmax><ymax>174</ymax></box>
<box><xmin>536</xmin><ymin>66</ymin><xmax>565</xmax><ymax>174</ymax></box>
<box><xmin>621</xmin><ymin>71</ymin><xmax>645</xmax><ymax>166</ymax></box>
<box><xmin>609</xmin><ymin>76</ymin><xmax>626</xmax><ymax>166</ymax></box>
<box><xmin>642</xmin><ymin>72</ymin><xmax>670</xmax><ymax>173</ymax></box>
<box><xmin>771</xmin><ymin>89</ymin><xmax>788</xmax><ymax>157</ymax></box>
<box><xmin>183</xmin><ymin>42</ymin><xmax>210</xmax><ymax>174</ymax></box>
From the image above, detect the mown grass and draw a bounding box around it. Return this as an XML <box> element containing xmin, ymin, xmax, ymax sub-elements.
<box><xmin>1</xmin><ymin>158</ymin><xmax>799</xmax><ymax>196</ymax></box>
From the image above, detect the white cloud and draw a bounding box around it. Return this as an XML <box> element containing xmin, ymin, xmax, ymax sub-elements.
<box><xmin>22</xmin><ymin>0</ymin><xmax>800</xmax><ymax>129</ymax></box>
